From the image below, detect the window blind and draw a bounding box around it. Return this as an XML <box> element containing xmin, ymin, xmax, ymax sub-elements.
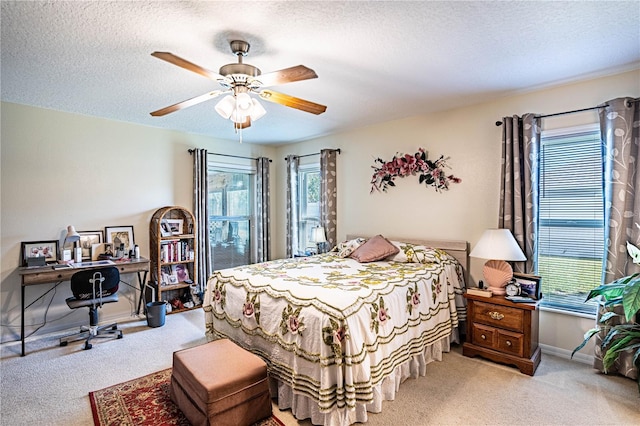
<box><xmin>538</xmin><ymin>127</ymin><xmax>603</xmax><ymax>314</ymax></box>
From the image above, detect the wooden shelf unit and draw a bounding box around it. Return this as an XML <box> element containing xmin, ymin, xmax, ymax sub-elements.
<box><xmin>149</xmin><ymin>206</ymin><xmax>198</xmax><ymax>312</ymax></box>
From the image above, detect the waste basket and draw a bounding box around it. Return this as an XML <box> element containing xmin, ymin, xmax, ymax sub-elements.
<box><xmin>146</xmin><ymin>301</ymin><xmax>167</xmax><ymax>328</ymax></box>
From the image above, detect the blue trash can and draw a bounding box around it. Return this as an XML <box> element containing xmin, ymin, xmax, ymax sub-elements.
<box><xmin>146</xmin><ymin>301</ymin><xmax>166</xmax><ymax>328</ymax></box>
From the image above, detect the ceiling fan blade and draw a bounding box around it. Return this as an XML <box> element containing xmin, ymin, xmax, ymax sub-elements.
<box><xmin>150</xmin><ymin>91</ymin><xmax>224</xmax><ymax>116</ymax></box>
<box><xmin>258</xmin><ymin>90</ymin><xmax>327</xmax><ymax>115</ymax></box>
<box><xmin>255</xmin><ymin>65</ymin><xmax>318</xmax><ymax>87</ymax></box>
<box><xmin>151</xmin><ymin>52</ymin><xmax>223</xmax><ymax>81</ymax></box>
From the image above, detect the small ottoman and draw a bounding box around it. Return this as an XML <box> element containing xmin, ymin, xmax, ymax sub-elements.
<box><xmin>170</xmin><ymin>339</ymin><xmax>272</xmax><ymax>426</ymax></box>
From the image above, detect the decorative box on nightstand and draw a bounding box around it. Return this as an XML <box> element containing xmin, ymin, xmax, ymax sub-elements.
<box><xmin>462</xmin><ymin>293</ymin><xmax>541</xmax><ymax>376</ymax></box>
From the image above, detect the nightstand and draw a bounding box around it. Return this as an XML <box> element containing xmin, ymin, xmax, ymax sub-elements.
<box><xmin>462</xmin><ymin>293</ymin><xmax>541</xmax><ymax>375</ymax></box>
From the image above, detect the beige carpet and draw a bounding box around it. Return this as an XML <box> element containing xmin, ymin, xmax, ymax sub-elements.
<box><xmin>1</xmin><ymin>308</ymin><xmax>638</xmax><ymax>425</ymax></box>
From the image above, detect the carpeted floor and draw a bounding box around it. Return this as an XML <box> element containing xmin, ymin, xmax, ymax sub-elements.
<box><xmin>89</xmin><ymin>368</ymin><xmax>283</xmax><ymax>426</ymax></box>
<box><xmin>1</xmin><ymin>308</ymin><xmax>639</xmax><ymax>425</ymax></box>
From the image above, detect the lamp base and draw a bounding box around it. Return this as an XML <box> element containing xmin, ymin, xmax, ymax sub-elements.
<box><xmin>483</xmin><ymin>259</ymin><xmax>514</xmax><ymax>295</ymax></box>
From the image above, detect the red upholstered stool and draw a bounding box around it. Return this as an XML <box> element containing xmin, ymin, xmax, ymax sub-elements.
<box><xmin>170</xmin><ymin>339</ymin><xmax>272</xmax><ymax>426</ymax></box>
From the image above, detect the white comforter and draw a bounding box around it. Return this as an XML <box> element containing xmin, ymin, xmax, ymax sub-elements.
<box><xmin>203</xmin><ymin>251</ymin><xmax>465</xmax><ymax>425</ymax></box>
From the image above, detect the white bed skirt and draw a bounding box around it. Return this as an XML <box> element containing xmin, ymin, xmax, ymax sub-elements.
<box><xmin>270</xmin><ymin>332</ymin><xmax>455</xmax><ymax>426</ymax></box>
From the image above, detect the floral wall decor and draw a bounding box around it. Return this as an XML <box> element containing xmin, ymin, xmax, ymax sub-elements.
<box><xmin>370</xmin><ymin>148</ymin><xmax>462</xmax><ymax>193</ymax></box>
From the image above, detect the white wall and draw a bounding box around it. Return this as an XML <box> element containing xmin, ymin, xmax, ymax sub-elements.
<box><xmin>2</xmin><ymin>68</ymin><xmax>638</xmax><ymax>356</ymax></box>
<box><xmin>0</xmin><ymin>103</ymin><xmax>276</xmax><ymax>343</ymax></box>
<box><xmin>274</xmin><ymin>69</ymin><xmax>640</xmax><ymax>358</ymax></box>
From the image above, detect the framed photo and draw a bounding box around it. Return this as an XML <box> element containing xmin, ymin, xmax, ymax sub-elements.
<box><xmin>161</xmin><ymin>265</ymin><xmax>177</xmax><ymax>285</ymax></box>
<box><xmin>513</xmin><ymin>272</ymin><xmax>542</xmax><ymax>300</ymax></box>
<box><xmin>21</xmin><ymin>240</ymin><xmax>59</xmax><ymax>266</ymax></box>
<box><xmin>105</xmin><ymin>226</ymin><xmax>135</xmax><ymax>253</ymax></box>
<box><xmin>160</xmin><ymin>220</ymin><xmax>172</xmax><ymax>237</ymax></box>
<box><xmin>78</xmin><ymin>231</ymin><xmax>103</xmax><ymax>260</ymax></box>
<box><xmin>91</xmin><ymin>243</ymin><xmax>114</xmax><ymax>261</ymax></box>
<box><xmin>165</xmin><ymin>219</ymin><xmax>183</xmax><ymax>235</ymax></box>
<box><xmin>172</xmin><ymin>264</ymin><xmax>190</xmax><ymax>283</ymax></box>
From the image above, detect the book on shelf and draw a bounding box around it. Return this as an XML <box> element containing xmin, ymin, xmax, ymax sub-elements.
<box><xmin>466</xmin><ymin>287</ymin><xmax>493</xmax><ymax>298</ymax></box>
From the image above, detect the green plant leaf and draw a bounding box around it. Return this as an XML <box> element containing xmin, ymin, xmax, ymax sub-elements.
<box><xmin>598</xmin><ymin>311</ymin><xmax>620</xmax><ymax>323</ymax></box>
<box><xmin>571</xmin><ymin>328</ymin><xmax>600</xmax><ymax>358</ymax></box>
<box><xmin>586</xmin><ymin>283</ymin><xmax>626</xmax><ymax>302</ymax></box>
<box><xmin>621</xmin><ymin>274</ymin><xmax>640</xmax><ymax>321</ymax></box>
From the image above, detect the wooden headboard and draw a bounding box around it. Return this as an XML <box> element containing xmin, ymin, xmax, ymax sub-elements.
<box><xmin>346</xmin><ymin>235</ymin><xmax>469</xmax><ymax>284</ymax></box>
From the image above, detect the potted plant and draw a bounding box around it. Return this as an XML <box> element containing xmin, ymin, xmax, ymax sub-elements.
<box><xmin>572</xmin><ymin>242</ymin><xmax>640</xmax><ymax>393</ymax></box>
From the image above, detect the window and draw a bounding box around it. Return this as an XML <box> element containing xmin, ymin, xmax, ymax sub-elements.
<box><xmin>208</xmin><ymin>163</ymin><xmax>255</xmax><ymax>269</ymax></box>
<box><xmin>297</xmin><ymin>164</ymin><xmax>321</xmax><ymax>255</ymax></box>
<box><xmin>538</xmin><ymin>125</ymin><xmax>604</xmax><ymax>314</ymax></box>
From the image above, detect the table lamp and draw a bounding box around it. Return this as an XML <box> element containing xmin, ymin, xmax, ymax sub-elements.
<box><xmin>470</xmin><ymin>229</ymin><xmax>526</xmax><ymax>295</ymax></box>
<box><xmin>311</xmin><ymin>226</ymin><xmax>327</xmax><ymax>254</ymax></box>
<box><xmin>61</xmin><ymin>225</ymin><xmax>81</xmax><ymax>262</ymax></box>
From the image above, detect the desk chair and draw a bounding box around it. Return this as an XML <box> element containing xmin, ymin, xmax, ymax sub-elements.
<box><xmin>60</xmin><ymin>267</ymin><xmax>123</xmax><ymax>350</ymax></box>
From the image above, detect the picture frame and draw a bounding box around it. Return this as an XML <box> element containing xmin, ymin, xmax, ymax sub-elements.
<box><xmin>20</xmin><ymin>240</ymin><xmax>59</xmax><ymax>266</ymax></box>
<box><xmin>91</xmin><ymin>243</ymin><xmax>114</xmax><ymax>261</ymax></box>
<box><xmin>513</xmin><ymin>272</ymin><xmax>542</xmax><ymax>300</ymax></box>
<box><xmin>105</xmin><ymin>226</ymin><xmax>135</xmax><ymax>253</ymax></box>
<box><xmin>160</xmin><ymin>220</ymin><xmax>172</xmax><ymax>237</ymax></box>
<box><xmin>172</xmin><ymin>264</ymin><xmax>190</xmax><ymax>283</ymax></box>
<box><xmin>78</xmin><ymin>231</ymin><xmax>103</xmax><ymax>261</ymax></box>
<box><xmin>165</xmin><ymin>219</ymin><xmax>183</xmax><ymax>235</ymax></box>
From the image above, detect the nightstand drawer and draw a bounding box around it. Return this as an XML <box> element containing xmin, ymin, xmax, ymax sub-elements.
<box><xmin>471</xmin><ymin>323</ymin><xmax>497</xmax><ymax>350</ymax></box>
<box><xmin>497</xmin><ymin>329</ymin><xmax>524</xmax><ymax>357</ymax></box>
<box><xmin>474</xmin><ymin>301</ymin><xmax>524</xmax><ymax>332</ymax></box>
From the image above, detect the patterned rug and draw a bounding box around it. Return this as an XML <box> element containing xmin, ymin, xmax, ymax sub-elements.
<box><xmin>89</xmin><ymin>368</ymin><xmax>284</xmax><ymax>426</ymax></box>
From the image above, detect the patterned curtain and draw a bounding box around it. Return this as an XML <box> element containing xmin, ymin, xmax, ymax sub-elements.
<box><xmin>498</xmin><ymin>114</ymin><xmax>541</xmax><ymax>274</ymax></box>
<box><xmin>255</xmin><ymin>157</ymin><xmax>271</xmax><ymax>262</ymax></box>
<box><xmin>192</xmin><ymin>148</ymin><xmax>211</xmax><ymax>292</ymax></box>
<box><xmin>600</xmin><ymin>97</ymin><xmax>640</xmax><ymax>282</ymax></box>
<box><xmin>320</xmin><ymin>149</ymin><xmax>338</xmax><ymax>250</ymax></box>
<box><xmin>594</xmin><ymin>97</ymin><xmax>640</xmax><ymax>379</ymax></box>
<box><xmin>285</xmin><ymin>155</ymin><xmax>299</xmax><ymax>258</ymax></box>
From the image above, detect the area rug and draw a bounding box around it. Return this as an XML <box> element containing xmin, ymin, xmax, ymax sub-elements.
<box><xmin>89</xmin><ymin>368</ymin><xmax>284</xmax><ymax>426</ymax></box>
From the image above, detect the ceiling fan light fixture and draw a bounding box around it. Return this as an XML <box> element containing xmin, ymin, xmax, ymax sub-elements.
<box><xmin>235</xmin><ymin>92</ymin><xmax>253</xmax><ymax>112</ymax></box>
<box><xmin>249</xmin><ymin>98</ymin><xmax>266</xmax><ymax>121</ymax></box>
<box><xmin>214</xmin><ymin>95</ymin><xmax>235</xmax><ymax>119</ymax></box>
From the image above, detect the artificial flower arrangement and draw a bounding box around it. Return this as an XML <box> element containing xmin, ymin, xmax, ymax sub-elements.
<box><xmin>370</xmin><ymin>148</ymin><xmax>461</xmax><ymax>193</ymax></box>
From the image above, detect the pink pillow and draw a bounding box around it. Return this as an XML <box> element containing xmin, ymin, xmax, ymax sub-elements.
<box><xmin>349</xmin><ymin>235</ymin><xmax>399</xmax><ymax>263</ymax></box>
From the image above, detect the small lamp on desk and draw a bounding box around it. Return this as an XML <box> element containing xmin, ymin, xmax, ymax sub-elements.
<box><xmin>61</xmin><ymin>225</ymin><xmax>81</xmax><ymax>263</ymax></box>
<box><xmin>311</xmin><ymin>226</ymin><xmax>327</xmax><ymax>254</ymax></box>
<box><xmin>470</xmin><ymin>229</ymin><xmax>526</xmax><ymax>295</ymax></box>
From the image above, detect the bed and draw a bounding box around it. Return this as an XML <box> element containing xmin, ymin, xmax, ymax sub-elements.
<box><xmin>203</xmin><ymin>236</ymin><xmax>468</xmax><ymax>425</ymax></box>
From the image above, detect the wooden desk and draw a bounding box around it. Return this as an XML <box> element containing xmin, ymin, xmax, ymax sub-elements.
<box><xmin>18</xmin><ymin>258</ymin><xmax>150</xmax><ymax>356</ymax></box>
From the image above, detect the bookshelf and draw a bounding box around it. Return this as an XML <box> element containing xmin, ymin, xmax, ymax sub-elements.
<box><xmin>149</xmin><ymin>206</ymin><xmax>198</xmax><ymax>312</ymax></box>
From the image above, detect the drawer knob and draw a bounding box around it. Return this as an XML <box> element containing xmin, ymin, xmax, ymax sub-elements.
<box><xmin>480</xmin><ymin>334</ymin><xmax>486</xmax><ymax>340</ymax></box>
<box><xmin>489</xmin><ymin>311</ymin><xmax>504</xmax><ymax>320</ymax></box>
<box><xmin>506</xmin><ymin>340</ymin><xmax>512</xmax><ymax>346</ymax></box>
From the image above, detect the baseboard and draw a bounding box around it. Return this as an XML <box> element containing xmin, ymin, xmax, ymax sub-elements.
<box><xmin>540</xmin><ymin>343</ymin><xmax>594</xmax><ymax>365</ymax></box>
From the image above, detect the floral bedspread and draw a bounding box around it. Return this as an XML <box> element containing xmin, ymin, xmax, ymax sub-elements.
<box><xmin>203</xmin><ymin>252</ymin><xmax>465</xmax><ymax>415</ymax></box>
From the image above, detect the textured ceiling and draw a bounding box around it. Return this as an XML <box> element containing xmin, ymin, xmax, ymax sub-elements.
<box><xmin>2</xmin><ymin>1</ymin><xmax>639</xmax><ymax>145</ymax></box>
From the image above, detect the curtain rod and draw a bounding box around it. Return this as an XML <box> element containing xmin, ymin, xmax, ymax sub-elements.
<box><xmin>494</xmin><ymin>98</ymin><xmax>639</xmax><ymax>126</ymax></box>
<box><xmin>284</xmin><ymin>148</ymin><xmax>341</xmax><ymax>160</ymax></box>
<box><xmin>188</xmin><ymin>149</ymin><xmax>272</xmax><ymax>162</ymax></box>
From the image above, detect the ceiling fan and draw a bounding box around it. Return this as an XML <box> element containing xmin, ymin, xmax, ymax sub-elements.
<box><xmin>150</xmin><ymin>40</ymin><xmax>327</xmax><ymax>130</ymax></box>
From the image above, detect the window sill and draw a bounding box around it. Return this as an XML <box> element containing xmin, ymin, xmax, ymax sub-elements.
<box><xmin>539</xmin><ymin>304</ymin><xmax>596</xmax><ymax>320</ymax></box>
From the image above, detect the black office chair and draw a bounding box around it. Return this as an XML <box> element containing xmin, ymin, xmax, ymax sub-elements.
<box><xmin>59</xmin><ymin>267</ymin><xmax>123</xmax><ymax>350</ymax></box>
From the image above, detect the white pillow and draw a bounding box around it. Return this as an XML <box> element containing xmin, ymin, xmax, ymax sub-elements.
<box><xmin>387</xmin><ymin>241</ymin><xmax>446</xmax><ymax>264</ymax></box>
<box><xmin>335</xmin><ymin>237</ymin><xmax>366</xmax><ymax>258</ymax></box>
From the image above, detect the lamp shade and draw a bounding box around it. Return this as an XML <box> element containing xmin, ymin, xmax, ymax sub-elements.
<box><xmin>470</xmin><ymin>229</ymin><xmax>526</xmax><ymax>261</ymax></box>
<box><xmin>64</xmin><ymin>225</ymin><xmax>80</xmax><ymax>244</ymax></box>
<box><xmin>311</xmin><ymin>227</ymin><xmax>327</xmax><ymax>243</ymax></box>
<box><xmin>215</xmin><ymin>95</ymin><xmax>236</xmax><ymax>119</ymax></box>
<box><xmin>470</xmin><ymin>229</ymin><xmax>526</xmax><ymax>295</ymax></box>
<box><xmin>215</xmin><ymin>94</ymin><xmax>267</xmax><ymax>125</ymax></box>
